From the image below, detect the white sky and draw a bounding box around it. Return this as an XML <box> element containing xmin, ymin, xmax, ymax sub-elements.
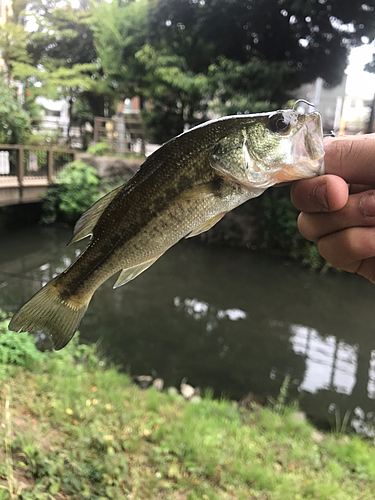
<box><xmin>346</xmin><ymin>43</ymin><xmax>375</xmax><ymax>99</ymax></box>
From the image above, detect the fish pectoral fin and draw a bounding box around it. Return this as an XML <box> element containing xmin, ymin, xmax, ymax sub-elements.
<box><xmin>113</xmin><ymin>254</ymin><xmax>163</xmax><ymax>289</ymax></box>
<box><xmin>177</xmin><ymin>182</ymin><xmax>217</xmax><ymax>202</ymax></box>
<box><xmin>68</xmin><ymin>185</ymin><xmax>123</xmax><ymax>246</ymax></box>
<box><xmin>186</xmin><ymin>212</ymin><xmax>227</xmax><ymax>238</ymax></box>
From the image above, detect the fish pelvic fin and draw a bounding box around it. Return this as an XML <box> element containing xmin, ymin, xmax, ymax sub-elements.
<box><xmin>8</xmin><ymin>278</ymin><xmax>91</xmax><ymax>350</ymax></box>
<box><xmin>68</xmin><ymin>185</ymin><xmax>123</xmax><ymax>246</ymax></box>
<box><xmin>186</xmin><ymin>212</ymin><xmax>227</xmax><ymax>238</ymax></box>
<box><xmin>113</xmin><ymin>254</ymin><xmax>163</xmax><ymax>289</ymax></box>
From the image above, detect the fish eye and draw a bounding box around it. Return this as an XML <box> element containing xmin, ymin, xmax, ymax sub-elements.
<box><xmin>268</xmin><ymin>113</ymin><xmax>291</xmax><ymax>135</ymax></box>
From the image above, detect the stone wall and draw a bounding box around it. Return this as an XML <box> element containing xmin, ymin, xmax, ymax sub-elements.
<box><xmin>76</xmin><ymin>153</ymin><xmax>143</xmax><ymax>182</ymax></box>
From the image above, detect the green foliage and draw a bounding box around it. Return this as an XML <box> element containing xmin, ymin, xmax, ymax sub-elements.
<box><xmin>0</xmin><ymin>317</ymin><xmax>41</xmax><ymax>369</ymax></box>
<box><xmin>331</xmin><ymin>407</ymin><xmax>352</xmax><ymax>435</ymax></box>
<box><xmin>268</xmin><ymin>375</ymin><xmax>292</xmax><ymax>414</ymax></box>
<box><xmin>91</xmin><ymin>0</ymin><xmax>148</xmax><ymax>96</ymax></box>
<box><xmin>0</xmin><ymin>78</ymin><xmax>31</xmax><ymax>144</ymax></box>
<box><xmin>0</xmin><ymin>22</ymin><xmax>31</xmax><ymax>82</ymax></box>
<box><xmin>3</xmin><ymin>0</ymin><xmax>372</xmax><ymax>145</ymax></box>
<box><xmin>87</xmin><ymin>141</ymin><xmax>110</xmax><ymax>156</ymax></box>
<box><xmin>136</xmin><ymin>44</ymin><xmax>209</xmax><ymax>140</ymax></box>
<box><xmin>11</xmin><ymin>3</ymin><xmax>114</xmax><ymax>138</ymax></box>
<box><xmin>253</xmin><ymin>186</ymin><xmax>329</xmax><ymax>270</ymax></box>
<box><xmin>2</xmin><ymin>304</ymin><xmax>375</xmax><ymax>498</ymax></box>
<box><xmin>41</xmin><ymin>160</ymin><xmax>99</xmax><ymax>224</ymax></box>
<box><xmin>26</xmin><ymin>129</ymin><xmax>61</xmax><ymax>147</ymax></box>
<box><xmin>207</xmin><ymin>56</ymin><xmax>296</xmax><ymax>115</ymax></box>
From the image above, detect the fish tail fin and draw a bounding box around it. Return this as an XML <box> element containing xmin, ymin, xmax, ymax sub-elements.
<box><xmin>8</xmin><ymin>278</ymin><xmax>91</xmax><ymax>350</ymax></box>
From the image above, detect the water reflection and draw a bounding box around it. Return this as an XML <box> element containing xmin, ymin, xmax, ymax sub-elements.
<box><xmin>290</xmin><ymin>324</ymin><xmax>357</xmax><ymax>396</ymax></box>
<box><xmin>174</xmin><ymin>296</ymin><xmax>247</xmax><ymax>334</ymax></box>
<box><xmin>2</xmin><ymin>225</ymin><xmax>375</xmax><ymax>432</ymax></box>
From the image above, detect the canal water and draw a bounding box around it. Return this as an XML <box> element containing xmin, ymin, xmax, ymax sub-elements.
<box><xmin>1</xmin><ymin>225</ymin><xmax>375</xmax><ymax>433</ymax></box>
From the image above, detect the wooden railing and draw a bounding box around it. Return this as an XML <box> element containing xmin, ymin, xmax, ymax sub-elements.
<box><xmin>0</xmin><ymin>145</ymin><xmax>76</xmax><ymax>206</ymax></box>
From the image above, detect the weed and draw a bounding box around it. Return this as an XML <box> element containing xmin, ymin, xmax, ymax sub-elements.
<box><xmin>268</xmin><ymin>374</ymin><xmax>291</xmax><ymax>414</ymax></box>
<box><xmin>0</xmin><ymin>320</ymin><xmax>42</xmax><ymax>369</ymax></box>
<box><xmin>332</xmin><ymin>407</ymin><xmax>352</xmax><ymax>436</ymax></box>
<box><xmin>3</xmin><ymin>386</ymin><xmax>15</xmax><ymax>496</ymax></box>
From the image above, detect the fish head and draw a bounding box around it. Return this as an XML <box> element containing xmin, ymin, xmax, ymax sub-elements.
<box><xmin>211</xmin><ymin>108</ymin><xmax>325</xmax><ymax>190</ymax></box>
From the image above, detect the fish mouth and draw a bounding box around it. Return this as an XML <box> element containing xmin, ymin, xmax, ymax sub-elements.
<box><xmin>272</xmin><ymin>157</ymin><xmax>324</xmax><ymax>181</ymax></box>
<box><xmin>273</xmin><ymin>111</ymin><xmax>325</xmax><ymax>182</ymax></box>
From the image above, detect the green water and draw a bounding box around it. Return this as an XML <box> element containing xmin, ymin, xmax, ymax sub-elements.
<box><xmin>1</xmin><ymin>225</ymin><xmax>375</xmax><ymax>432</ymax></box>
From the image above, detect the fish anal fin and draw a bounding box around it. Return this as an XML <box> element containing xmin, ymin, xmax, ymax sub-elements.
<box><xmin>186</xmin><ymin>212</ymin><xmax>227</xmax><ymax>238</ymax></box>
<box><xmin>68</xmin><ymin>185</ymin><xmax>123</xmax><ymax>246</ymax></box>
<box><xmin>113</xmin><ymin>254</ymin><xmax>163</xmax><ymax>289</ymax></box>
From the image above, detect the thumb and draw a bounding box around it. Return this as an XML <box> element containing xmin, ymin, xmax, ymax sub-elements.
<box><xmin>324</xmin><ymin>134</ymin><xmax>375</xmax><ymax>184</ymax></box>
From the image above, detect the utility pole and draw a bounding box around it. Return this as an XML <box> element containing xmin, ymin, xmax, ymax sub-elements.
<box><xmin>367</xmin><ymin>94</ymin><xmax>375</xmax><ymax>134</ymax></box>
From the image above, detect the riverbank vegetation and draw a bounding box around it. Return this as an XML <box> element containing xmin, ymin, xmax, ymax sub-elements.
<box><xmin>1</xmin><ymin>312</ymin><xmax>375</xmax><ymax>499</ymax></box>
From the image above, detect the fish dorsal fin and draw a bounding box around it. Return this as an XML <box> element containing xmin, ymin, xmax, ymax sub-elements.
<box><xmin>113</xmin><ymin>254</ymin><xmax>163</xmax><ymax>289</ymax></box>
<box><xmin>68</xmin><ymin>185</ymin><xmax>123</xmax><ymax>245</ymax></box>
<box><xmin>186</xmin><ymin>212</ymin><xmax>227</xmax><ymax>238</ymax></box>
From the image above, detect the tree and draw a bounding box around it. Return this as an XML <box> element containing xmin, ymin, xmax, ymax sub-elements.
<box><xmin>0</xmin><ymin>22</ymin><xmax>31</xmax><ymax>83</ymax></box>
<box><xmin>207</xmin><ymin>56</ymin><xmax>297</xmax><ymax>115</ymax></box>
<box><xmin>13</xmin><ymin>60</ymin><xmax>110</xmax><ymax>139</ymax></box>
<box><xmin>135</xmin><ymin>44</ymin><xmax>209</xmax><ymax>141</ymax></box>
<box><xmin>91</xmin><ymin>0</ymin><xmax>148</xmax><ymax>99</ymax></box>
<box><xmin>0</xmin><ymin>76</ymin><xmax>30</xmax><ymax>144</ymax></box>
<box><xmin>149</xmin><ymin>0</ymin><xmax>375</xmax><ymax>107</ymax></box>
<box><xmin>12</xmin><ymin>2</ymin><xmax>115</xmax><ymax>140</ymax></box>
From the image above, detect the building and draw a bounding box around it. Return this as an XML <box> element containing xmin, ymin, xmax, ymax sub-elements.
<box><xmin>0</xmin><ymin>0</ymin><xmax>11</xmax><ymax>24</ymax></box>
<box><xmin>34</xmin><ymin>97</ymin><xmax>70</xmax><ymax>139</ymax></box>
<box><xmin>296</xmin><ymin>76</ymin><xmax>347</xmax><ymax>134</ymax></box>
<box><xmin>0</xmin><ymin>0</ymin><xmax>12</xmax><ymax>71</ymax></box>
<box><xmin>340</xmin><ymin>95</ymin><xmax>371</xmax><ymax>134</ymax></box>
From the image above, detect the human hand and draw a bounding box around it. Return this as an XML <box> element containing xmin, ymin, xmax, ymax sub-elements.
<box><xmin>290</xmin><ymin>134</ymin><xmax>375</xmax><ymax>283</ymax></box>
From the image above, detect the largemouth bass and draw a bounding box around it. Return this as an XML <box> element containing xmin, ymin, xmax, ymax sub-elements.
<box><xmin>9</xmin><ymin>106</ymin><xmax>324</xmax><ymax>349</ymax></box>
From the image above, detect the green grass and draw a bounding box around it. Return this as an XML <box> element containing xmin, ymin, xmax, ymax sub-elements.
<box><xmin>0</xmin><ymin>319</ymin><xmax>375</xmax><ymax>498</ymax></box>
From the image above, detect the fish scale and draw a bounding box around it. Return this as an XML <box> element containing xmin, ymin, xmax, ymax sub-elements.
<box><xmin>9</xmin><ymin>107</ymin><xmax>324</xmax><ymax>349</ymax></box>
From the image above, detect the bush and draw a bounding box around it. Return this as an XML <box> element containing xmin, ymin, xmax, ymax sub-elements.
<box><xmin>41</xmin><ymin>160</ymin><xmax>100</xmax><ymax>224</ymax></box>
<box><xmin>0</xmin><ymin>316</ymin><xmax>42</xmax><ymax>369</ymax></box>
<box><xmin>253</xmin><ymin>186</ymin><xmax>328</xmax><ymax>270</ymax></box>
<box><xmin>27</xmin><ymin>129</ymin><xmax>61</xmax><ymax>147</ymax></box>
<box><xmin>87</xmin><ymin>141</ymin><xmax>111</xmax><ymax>156</ymax></box>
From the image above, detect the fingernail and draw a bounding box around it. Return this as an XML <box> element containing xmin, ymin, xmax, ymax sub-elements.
<box><xmin>313</xmin><ymin>183</ymin><xmax>329</xmax><ymax>211</ymax></box>
<box><xmin>359</xmin><ymin>192</ymin><xmax>375</xmax><ymax>217</ymax></box>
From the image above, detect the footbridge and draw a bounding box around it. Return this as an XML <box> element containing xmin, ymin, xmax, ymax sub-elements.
<box><xmin>0</xmin><ymin>145</ymin><xmax>76</xmax><ymax>206</ymax></box>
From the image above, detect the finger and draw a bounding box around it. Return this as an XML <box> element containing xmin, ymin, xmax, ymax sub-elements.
<box><xmin>298</xmin><ymin>190</ymin><xmax>375</xmax><ymax>242</ymax></box>
<box><xmin>324</xmin><ymin>134</ymin><xmax>375</xmax><ymax>184</ymax></box>
<box><xmin>356</xmin><ymin>257</ymin><xmax>375</xmax><ymax>284</ymax></box>
<box><xmin>317</xmin><ymin>227</ymin><xmax>375</xmax><ymax>273</ymax></box>
<box><xmin>290</xmin><ymin>175</ymin><xmax>348</xmax><ymax>213</ymax></box>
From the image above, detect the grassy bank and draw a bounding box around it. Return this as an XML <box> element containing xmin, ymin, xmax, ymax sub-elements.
<box><xmin>1</xmin><ymin>318</ymin><xmax>375</xmax><ymax>499</ymax></box>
